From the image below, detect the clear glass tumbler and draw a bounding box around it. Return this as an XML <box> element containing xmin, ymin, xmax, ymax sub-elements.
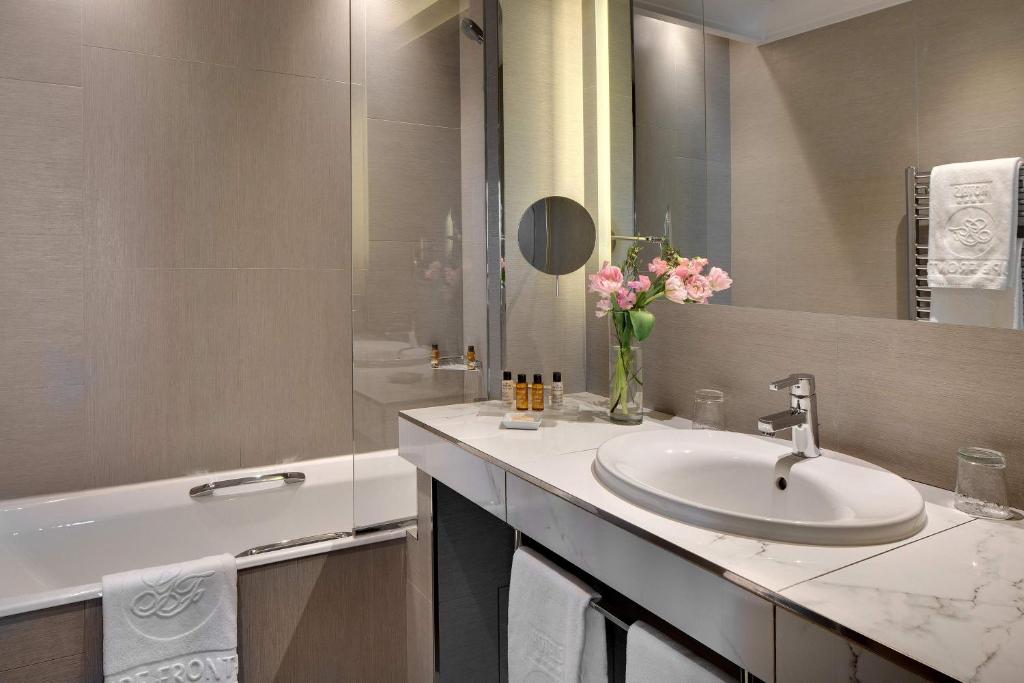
<box><xmin>955</xmin><ymin>447</ymin><xmax>1012</xmax><ymax>519</ymax></box>
<box><xmin>692</xmin><ymin>389</ymin><xmax>725</xmax><ymax>431</ymax></box>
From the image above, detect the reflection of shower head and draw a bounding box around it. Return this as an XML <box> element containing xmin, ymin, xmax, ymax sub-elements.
<box><xmin>461</xmin><ymin>18</ymin><xmax>484</xmax><ymax>44</ymax></box>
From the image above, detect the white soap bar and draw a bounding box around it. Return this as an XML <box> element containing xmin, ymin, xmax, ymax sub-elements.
<box><xmin>502</xmin><ymin>413</ymin><xmax>542</xmax><ymax>430</ymax></box>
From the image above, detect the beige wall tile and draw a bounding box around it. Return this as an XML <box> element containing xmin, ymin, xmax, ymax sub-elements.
<box><xmin>366</xmin><ymin>10</ymin><xmax>460</xmax><ymax>127</ymax></box>
<box><xmin>644</xmin><ymin>304</ymin><xmax>841</xmax><ymax>440</ymax></box>
<box><xmin>84</xmin><ymin>49</ymin><xmax>350</xmax><ymax>269</ymax></box>
<box><xmin>84</xmin><ymin>0</ymin><xmax>350</xmax><ymax>81</ymax></box>
<box><xmin>645</xmin><ymin>302</ymin><xmax>1024</xmax><ymax>507</ymax></box>
<box><xmin>0</xmin><ymin>385</ymin><xmax>89</xmax><ymax>499</ymax></box>
<box><xmin>728</xmin><ymin>4</ymin><xmax>915</xmax><ymax>319</ymax></box>
<box><xmin>87</xmin><ymin>269</ymin><xmax>243</xmax><ymax>486</ymax></box>
<box><xmin>834</xmin><ymin>315</ymin><xmax>1024</xmax><ymax>502</ymax></box>
<box><xmin>82</xmin><ymin>48</ymin><xmax>192</xmax><ymax>268</ymax></box>
<box><xmin>0</xmin><ymin>78</ymin><xmax>82</xmax><ymax>236</ymax></box>
<box><xmin>916</xmin><ymin>0</ymin><xmax>1024</xmax><ymax>166</ymax></box>
<box><xmin>233</xmin><ymin>69</ymin><xmax>351</xmax><ymax>268</ymax></box>
<box><xmin>238</xmin><ymin>269</ymin><xmax>353</xmax><ymax>466</ymax></box>
<box><xmin>0</xmin><ymin>0</ymin><xmax>81</xmax><ymax>85</ymax></box>
<box><xmin>238</xmin><ymin>540</ymin><xmax>406</xmax><ymax>682</ymax></box>
<box><xmin>0</xmin><ymin>234</ymin><xmax>82</xmax><ymax>271</ymax></box>
<box><xmin>0</xmin><ymin>268</ymin><xmax>85</xmax><ymax>389</ymax></box>
<box><xmin>367</xmin><ymin>118</ymin><xmax>461</xmax><ymax>243</ymax></box>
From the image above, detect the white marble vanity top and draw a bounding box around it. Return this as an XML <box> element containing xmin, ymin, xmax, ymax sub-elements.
<box><xmin>400</xmin><ymin>394</ymin><xmax>1024</xmax><ymax>681</ymax></box>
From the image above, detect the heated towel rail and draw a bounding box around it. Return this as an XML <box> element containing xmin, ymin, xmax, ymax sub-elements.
<box><xmin>906</xmin><ymin>166</ymin><xmax>1024</xmax><ymax>321</ymax></box>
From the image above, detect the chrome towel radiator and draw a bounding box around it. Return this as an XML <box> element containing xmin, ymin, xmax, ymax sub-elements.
<box><xmin>905</xmin><ymin>166</ymin><xmax>1024</xmax><ymax>321</ymax></box>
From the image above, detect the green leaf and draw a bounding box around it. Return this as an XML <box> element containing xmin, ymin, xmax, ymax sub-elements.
<box><xmin>628</xmin><ymin>309</ymin><xmax>655</xmax><ymax>342</ymax></box>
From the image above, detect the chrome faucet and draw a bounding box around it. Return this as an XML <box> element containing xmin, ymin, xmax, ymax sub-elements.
<box><xmin>757</xmin><ymin>374</ymin><xmax>821</xmax><ymax>458</ymax></box>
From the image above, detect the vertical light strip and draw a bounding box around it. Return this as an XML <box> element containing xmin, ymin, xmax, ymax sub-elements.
<box><xmin>595</xmin><ymin>0</ymin><xmax>612</xmax><ymax>265</ymax></box>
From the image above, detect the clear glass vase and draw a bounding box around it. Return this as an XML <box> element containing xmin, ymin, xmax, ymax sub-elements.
<box><xmin>609</xmin><ymin>313</ymin><xmax>643</xmax><ymax>424</ymax></box>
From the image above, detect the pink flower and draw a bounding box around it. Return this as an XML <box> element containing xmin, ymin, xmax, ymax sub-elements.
<box><xmin>589</xmin><ymin>261</ymin><xmax>624</xmax><ymax>296</ymax></box>
<box><xmin>648</xmin><ymin>257</ymin><xmax>671</xmax><ymax>277</ymax></box>
<box><xmin>628</xmin><ymin>275</ymin><xmax>652</xmax><ymax>292</ymax></box>
<box><xmin>595</xmin><ymin>297</ymin><xmax>613</xmax><ymax>318</ymax></box>
<box><xmin>707</xmin><ymin>266</ymin><xmax>732</xmax><ymax>292</ymax></box>
<box><xmin>423</xmin><ymin>260</ymin><xmax>442</xmax><ymax>280</ymax></box>
<box><xmin>675</xmin><ymin>257</ymin><xmax>708</xmax><ymax>279</ymax></box>
<box><xmin>685</xmin><ymin>274</ymin><xmax>712</xmax><ymax>303</ymax></box>
<box><xmin>616</xmin><ymin>288</ymin><xmax>637</xmax><ymax>310</ymax></box>
<box><xmin>664</xmin><ymin>275</ymin><xmax>688</xmax><ymax>304</ymax></box>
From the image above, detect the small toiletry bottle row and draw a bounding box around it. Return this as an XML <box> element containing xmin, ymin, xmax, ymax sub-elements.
<box><xmin>504</xmin><ymin>370</ymin><xmax>564</xmax><ymax>410</ymax></box>
<box><xmin>430</xmin><ymin>343</ymin><xmax>479</xmax><ymax>370</ymax></box>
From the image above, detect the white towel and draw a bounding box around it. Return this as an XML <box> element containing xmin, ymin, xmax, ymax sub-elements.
<box><xmin>928</xmin><ymin>157</ymin><xmax>1022</xmax><ymax>290</ymax></box>
<box><xmin>625</xmin><ymin>621</ymin><xmax>732</xmax><ymax>683</ymax></box>
<box><xmin>507</xmin><ymin>547</ymin><xmax>607</xmax><ymax>683</ymax></box>
<box><xmin>930</xmin><ymin>239</ymin><xmax>1023</xmax><ymax>329</ymax></box>
<box><xmin>102</xmin><ymin>554</ymin><xmax>238</xmax><ymax>683</ymax></box>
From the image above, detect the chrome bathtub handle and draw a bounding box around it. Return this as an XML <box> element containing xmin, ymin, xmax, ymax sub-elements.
<box><xmin>189</xmin><ymin>471</ymin><xmax>305</xmax><ymax>498</ymax></box>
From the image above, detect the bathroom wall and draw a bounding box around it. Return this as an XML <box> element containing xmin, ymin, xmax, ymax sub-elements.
<box><xmin>1</xmin><ymin>0</ymin><xmax>354</xmax><ymax>498</ymax></box>
<box><xmin>0</xmin><ymin>0</ymin><xmax>472</xmax><ymax>499</ymax></box>
<box><xmin>728</xmin><ymin>0</ymin><xmax>1024</xmax><ymax>318</ymax></box>
<box><xmin>646</xmin><ymin>0</ymin><xmax>1024</xmax><ymax>508</ymax></box>
<box><xmin>351</xmin><ymin>0</ymin><xmax>477</xmax><ymax>456</ymax></box>
<box><xmin>632</xmin><ymin>13</ymin><xmax>731</xmax><ymax>281</ymax></box>
<box><xmin>504</xmin><ymin>0</ymin><xmax>633</xmax><ymax>394</ymax></box>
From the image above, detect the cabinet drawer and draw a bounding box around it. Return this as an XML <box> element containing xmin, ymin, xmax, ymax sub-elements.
<box><xmin>506</xmin><ymin>473</ymin><xmax>774</xmax><ymax>680</ymax></box>
<box><xmin>398</xmin><ymin>420</ymin><xmax>506</xmax><ymax>520</ymax></box>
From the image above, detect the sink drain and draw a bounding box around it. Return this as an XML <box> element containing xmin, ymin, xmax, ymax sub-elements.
<box><xmin>775</xmin><ymin>477</ymin><xmax>788</xmax><ymax>491</ymax></box>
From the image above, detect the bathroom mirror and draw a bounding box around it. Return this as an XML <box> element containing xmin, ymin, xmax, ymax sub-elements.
<box><xmin>632</xmin><ymin>0</ymin><xmax>1024</xmax><ymax>330</ymax></box>
<box><xmin>516</xmin><ymin>196</ymin><xmax>597</xmax><ymax>276</ymax></box>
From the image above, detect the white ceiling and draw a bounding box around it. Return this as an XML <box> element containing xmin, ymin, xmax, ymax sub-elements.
<box><xmin>635</xmin><ymin>0</ymin><xmax>911</xmax><ymax>44</ymax></box>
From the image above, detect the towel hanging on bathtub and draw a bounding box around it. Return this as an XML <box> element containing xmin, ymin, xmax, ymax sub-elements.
<box><xmin>102</xmin><ymin>554</ymin><xmax>238</xmax><ymax>683</ymax></box>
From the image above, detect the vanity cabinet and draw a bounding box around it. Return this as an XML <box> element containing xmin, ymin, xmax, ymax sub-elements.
<box><xmin>399</xmin><ymin>419</ymin><xmax>941</xmax><ymax>683</ymax></box>
<box><xmin>506</xmin><ymin>473</ymin><xmax>775</xmax><ymax>680</ymax></box>
<box><xmin>775</xmin><ymin>609</ymin><xmax>929</xmax><ymax>682</ymax></box>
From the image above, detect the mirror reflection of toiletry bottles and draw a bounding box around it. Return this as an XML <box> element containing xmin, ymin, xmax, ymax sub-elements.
<box><xmin>551</xmin><ymin>371</ymin><xmax>564</xmax><ymax>409</ymax></box>
<box><xmin>515</xmin><ymin>374</ymin><xmax>529</xmax><ymax>410</ymax></box>
<box><xmin>430</xmin><ymin>344</ymin><xmax>440</xmax><ymax>368</ymax></box>
<box><xmin>531</xmin><ymin>374</ymin><xmax>544</xmax><ymax>411</ymax></box>
<box><xmin>502</xmin><ymin>371</ymin><xmax>514</xmax><ymax>408</ymax></box>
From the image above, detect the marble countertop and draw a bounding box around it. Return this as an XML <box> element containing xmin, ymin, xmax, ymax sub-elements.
<box><xmin>400</xmin><ymin>394</ymin><xmax>1024</xmax><ymax>681</ymax></box>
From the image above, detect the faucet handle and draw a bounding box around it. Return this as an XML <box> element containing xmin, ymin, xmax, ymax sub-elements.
<box><xmin>769</xmin><ymin>373</ymin><xmax>816</xmax><ymax>397</ymax></box>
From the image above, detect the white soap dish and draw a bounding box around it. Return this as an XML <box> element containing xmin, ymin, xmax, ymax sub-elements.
<box><xmin>502</xmin><ymin>413</ymin><xmax>542</xmax><ymax>430</ymax></box>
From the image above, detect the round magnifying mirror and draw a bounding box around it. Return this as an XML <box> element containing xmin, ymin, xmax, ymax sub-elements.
<box><xmin>516</xmin><ymin>196</ymin><xmax>596</xmax><ymax>275</ymax></box>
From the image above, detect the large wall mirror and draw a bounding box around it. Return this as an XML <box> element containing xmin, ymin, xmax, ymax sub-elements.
<box><xmin>632</xmin><ymin>0</ymin><xmax>1024</xmax><ymax>329</ymax></box>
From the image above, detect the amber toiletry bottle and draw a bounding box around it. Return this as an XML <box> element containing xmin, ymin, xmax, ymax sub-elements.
<box><xmin>466</xmin><ymin>345</ymin><xmax>477</xmax><ymax>370</ymax></box>
<box><xmin>515</xmin><ymin>374</ymin><xmax>529</xmax><ymax>410</ymax></box>
<box><xmin>502</xmin><ymin>371</ymin><xmax>515</xmax><ymax>407</ymax></box>
<box><xmin>430</xmin><ymin>344</ymin><xmax>440</xmax><ymax>368</ymax></box>
<box><xmin>531</xmin><ymin>373</ymin><xmax>545</xmax><ymax>411</ymax></box>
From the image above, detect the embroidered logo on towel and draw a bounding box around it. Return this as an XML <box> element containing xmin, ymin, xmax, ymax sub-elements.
<box><xmin>943</xmin><ymin>206</ymin><xmax>997</xmax><ymax>259</ymax></box>
<box><xmin>126</xmin><ymin>568</ymin><xmax>220</xmax><ymax>640</ymax></box>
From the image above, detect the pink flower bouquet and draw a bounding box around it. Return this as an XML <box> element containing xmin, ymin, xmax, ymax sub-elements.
<box><xmin>589</xmin><ymin>244</ymin><xmax>731</xmax><ymax>422</ymax></box>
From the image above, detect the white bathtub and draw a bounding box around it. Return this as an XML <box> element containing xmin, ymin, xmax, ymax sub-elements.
<box><xmin>0</xmin><ymin>450</ymin><xmax>416</xmax><ymax>618</ymax></box>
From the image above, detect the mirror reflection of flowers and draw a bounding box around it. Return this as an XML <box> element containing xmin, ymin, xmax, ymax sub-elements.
<box><xmin>590</xmin><ymin>243</ymin><xmax>731</xmax><ymax>420</ymax></box>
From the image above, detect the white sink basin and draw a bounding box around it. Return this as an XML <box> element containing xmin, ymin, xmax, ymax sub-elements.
<box><xmin>594</xmin><ymin>430</ymin><xmax>927</xmax><ymax>546</ymax></box>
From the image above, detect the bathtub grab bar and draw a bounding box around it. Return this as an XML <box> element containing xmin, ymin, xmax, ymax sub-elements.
<box><xmin>189</xmin><ymin>471</ymin><xmax>305</xmax><ymax>498</ymax></box>
<box><xmin>235</xmin><ymin>531</ymin><xmax>353</xmax><ymax>558</ymax></box>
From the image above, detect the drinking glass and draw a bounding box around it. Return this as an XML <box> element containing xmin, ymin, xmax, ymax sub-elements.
<box><xmin>692</xmin><ymin>389</ymin><xmax>725</xmax><ymax>431</ymax></box>
<box><xmin>955</xmin><ymin>447</ymin><xmax>1012</xmax><ymax>519</ymax></box>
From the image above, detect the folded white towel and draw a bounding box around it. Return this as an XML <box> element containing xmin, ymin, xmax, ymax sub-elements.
<box><xmin>507</xmin><ymin>547</ymin><xmax>607</xmax><ymax>683</ymax></box>
<box><xmin>625</xmin><ymin>621</ymin><xmax>732</xmax><ymax>683</ymax></box>
<box><xmin>928</xmin><ymin>157</ymin><xmax>1022</xmax><ymax>290</ymax></box>
<box><xmin>103</xmin><ymin>554</ymin><xmax>238</xmax><ymax>683</ymax></box>
<box><xmin>930</xmin><ymin>239</ymin><xmax>1023</xmax><ymax>329</ymax></box>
